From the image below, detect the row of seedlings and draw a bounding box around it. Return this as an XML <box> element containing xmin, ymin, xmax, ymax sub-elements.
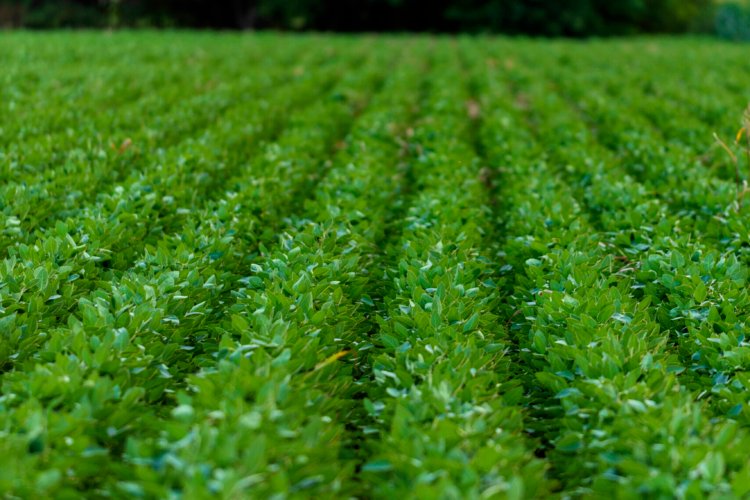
<box><xmin>476</xmin><ymin>39</ymin><xmax>750</xmax><ymax>497</ymax></box>
<box><xmin>0</xmin><ymin>40</ymin><xmax>389</xmax><ymax>497</ymax></box>
<box><xmin>129</xmin><ymin>41</ymin><xmax>432</xmax><ymax>498</ymax></box>
<box><xmin>0</xmin><ymin>37</ymin><xmax>342</xmax><ymax>250</ymax></box>
<box><xmin>354</xmin><ymin>42</ymin><xmax>550</xmax><ymax>498</ymax></box>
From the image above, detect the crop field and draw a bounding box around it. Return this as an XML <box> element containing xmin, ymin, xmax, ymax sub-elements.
<box><xmin>2</xmin><ymin>32</ymin><xmax>750</xmax><ymax>498</ymax></box>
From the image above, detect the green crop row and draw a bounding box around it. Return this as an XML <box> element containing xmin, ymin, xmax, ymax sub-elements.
<box><xmin>469</xmin><ymin>37</ymin><xmax>750</xmax><ymax>497</ymax></box>
<box><xmin>3</xmin><ymin>32</ymin><xmax>750</xmax><ymax>498</ymax></box>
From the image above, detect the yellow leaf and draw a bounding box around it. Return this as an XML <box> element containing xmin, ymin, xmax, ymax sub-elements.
<box><xmin>313</xmin><ymin>350</ymin><xmax>350</xmax><ymax>372</ymax></box>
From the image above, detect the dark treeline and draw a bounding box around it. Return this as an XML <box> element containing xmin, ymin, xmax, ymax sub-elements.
<box><xmin>0</xmin><ymin>0</ymin><xmax>720</xmax><ymax>36</ymax></box>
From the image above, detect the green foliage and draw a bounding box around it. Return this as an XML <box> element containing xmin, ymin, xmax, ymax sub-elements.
<box><xmin>446</xmin><ymin>0</ymin><xmax>714</xmax><ymax>35</ymax></box>
<box><xmin>716</xmin><ymin>2</ymin><xmax>750</xmax><ymax>40</ymax></box>
<box><xmin>2</xmin><ymin>32</ymin><xmax>750</xmax><ymax>498</ymax></box>
<box><xmin>0</xmin><ymin>0</ymin><xmax>720</xmax><ymax>35</ymax></box>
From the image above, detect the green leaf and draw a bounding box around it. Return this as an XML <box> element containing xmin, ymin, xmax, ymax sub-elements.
<box><xmin>463</xmin><ymin>312</ymin><xmax>479</xmax><ymax>332</ymax></box>
<box><xmin>232</xmin><ymin>314</ymin><xmax>250</xmax><ymax>332</ymax></box>
<box><xmin>693</xmin><ymin>282</ymin><xmax>707</xmax><ymax>302</ymax></box>
<box><xmin>361</xmin><ymin>460</ymin><xmax>392</xmax><ymax>472</ymax></box>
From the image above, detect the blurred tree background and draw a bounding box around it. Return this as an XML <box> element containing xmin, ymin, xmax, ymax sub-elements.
<box><xmin>0</xmin><ymin>0</ymin><xmax>746</xmax><ymax>38</ymax></box>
